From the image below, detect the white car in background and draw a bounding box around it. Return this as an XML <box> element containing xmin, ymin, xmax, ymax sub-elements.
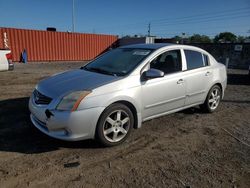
<box><xmin>0</xmin><ymin>49</ymin><xmax>13</xmax><ymax>71</ymax></box>
<box><xmin>29</xmin><ymin>43</ymin><xmax>227</xmax><ymax>146</ymax></box>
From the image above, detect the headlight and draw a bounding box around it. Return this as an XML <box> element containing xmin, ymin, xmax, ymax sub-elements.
<box><xmin>56</xmin><ymin>91</ymin><xmax>91</xmax><ymax>111</ymax></box>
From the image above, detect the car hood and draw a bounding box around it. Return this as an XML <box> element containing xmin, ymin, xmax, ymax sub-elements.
<box><xmin>37</xmin><ymin>69</ymin><xmax>121</xmax><ymax>98</ymax></box>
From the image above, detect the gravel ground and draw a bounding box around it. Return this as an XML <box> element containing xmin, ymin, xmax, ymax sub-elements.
<box><xmin>0</xmin><ymin>62</ymin><xmax>249</xmax><ymax>188</ymax></box>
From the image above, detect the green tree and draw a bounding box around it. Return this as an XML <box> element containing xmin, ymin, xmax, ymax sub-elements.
<box><xmin>237</xmin><ymin>36</ymin><xmax>245</xmax><ymax>43</ymax></box>
<box><xmin>172</xmin><ymin>35</ymin><xmax>182</xmax><ymax>43</ymax></box>
<box><xmin>214</xmin><ymin>32</ymin><xmax>237</xmax><ymax>43</ymax></box>
<box><xmin>189</xmin><ymin>34</ymin><xmax>212</xmax><ymax>43</ymax></box>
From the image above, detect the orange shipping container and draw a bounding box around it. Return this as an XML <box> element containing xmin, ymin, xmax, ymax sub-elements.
<box><xmin>0</xmin><ymin>28</ymin><xmax>118</xmax><ymax>62</ymax></box>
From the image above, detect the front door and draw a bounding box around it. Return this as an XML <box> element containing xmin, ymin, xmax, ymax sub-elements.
<box><xmin>141</xmin><ymin>49</ymin><xmax>186</xmax><ymax>120</ymax></box>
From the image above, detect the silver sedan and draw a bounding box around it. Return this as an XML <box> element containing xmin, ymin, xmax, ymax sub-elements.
<box><xmin>29</xmin><ymin>43</ymin><xmax>227</xmax><ymax>146</ymax></box>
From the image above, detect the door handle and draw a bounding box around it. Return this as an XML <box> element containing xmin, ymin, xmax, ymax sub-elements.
<box><xmin>177</xmin><ymin>79</ymin><xmax>184</xmax><ymax>84</ymax></box>
<box><xmin>205</xmin><ymin>71</ymin><xmax>211</xmax><ymax>76</ymax></box>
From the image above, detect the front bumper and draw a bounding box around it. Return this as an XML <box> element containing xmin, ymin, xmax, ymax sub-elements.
<box><xmin>29</xmin><ymin>97</ymin><xmax>105</xmax><ymax>141</ymax></box>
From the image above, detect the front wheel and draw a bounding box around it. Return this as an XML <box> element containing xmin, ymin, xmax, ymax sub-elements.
<box><xmin>96</xmin><ymin>103</ymin><xmax>134</xmax><ymax>147</ymax></box>
<box><xmin>200</xmin><ymin>85</ymin><xmax>222</xmax><ymax>113</ymax></box>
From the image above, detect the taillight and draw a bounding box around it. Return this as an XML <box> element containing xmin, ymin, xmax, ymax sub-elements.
<box><xmin>6</xmin><ymin>52</ymin><xmax>13</xmax><ymax>65</ymax></box>
<box><xmin>6</xmin><ymin>53</ymin><xmax>12</xmax><ymax>60</ymax></box>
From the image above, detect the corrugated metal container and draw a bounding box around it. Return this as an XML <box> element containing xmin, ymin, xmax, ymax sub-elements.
<box><xmin>0</xmin><ymin>28</ymin><xmax>118</xmax><ymax>62</ymax></box>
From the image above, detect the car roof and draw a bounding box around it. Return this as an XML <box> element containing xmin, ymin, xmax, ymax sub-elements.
<box><xmin>120</xmin><ymin>43</ymin><xmax>175</xmax><ymax>50</ymax></box>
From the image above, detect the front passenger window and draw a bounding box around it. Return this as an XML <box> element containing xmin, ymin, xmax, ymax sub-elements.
<box><xmin>150</xmin><ymin>50</ymin><xmax>182</xmax><ymax>74</ymax></box>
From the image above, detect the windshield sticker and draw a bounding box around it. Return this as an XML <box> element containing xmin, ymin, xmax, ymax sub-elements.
<box><xmin>133</xmin><ymin>51</ymin><xmax>150</xmax><ymax>56</ymax></box>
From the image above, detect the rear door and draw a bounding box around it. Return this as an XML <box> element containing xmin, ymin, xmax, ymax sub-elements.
<box><xmin>182</xmin><ymin>49</ymin><xmax>212</xmax><ymax>106</ymax></box>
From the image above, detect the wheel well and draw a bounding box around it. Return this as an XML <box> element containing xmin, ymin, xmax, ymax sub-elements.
<box><xmin>214</xmin><ymin>83</ymin><xmax>223</xmax><ymax>93</ymax></box>
<box><xmin>113</xmin><ymin>101</ymin><xmax>138</xmax><ymax>129</ymax></box>
<box><xmin>209</xmin><ymin>83</ymin><xmax>223</xmax><ymax>99</ymax></box>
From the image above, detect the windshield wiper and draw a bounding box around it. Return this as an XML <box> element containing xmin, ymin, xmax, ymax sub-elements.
<box><xmin>83</xmin><ymin>66</ymin><xmax>117</xmax><ymax>76</ymax></box>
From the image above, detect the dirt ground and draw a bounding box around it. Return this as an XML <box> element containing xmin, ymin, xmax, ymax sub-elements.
<box><xmin>0</xmin><ymin>62</ymin><xmax>249</xmax><ymax>188</ymax></box>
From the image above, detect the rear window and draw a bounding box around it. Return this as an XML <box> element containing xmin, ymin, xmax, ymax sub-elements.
<box><xmin>184</xmin><ymin>50</ymin><xmax>204</xmax><ymax>70</ymax></box>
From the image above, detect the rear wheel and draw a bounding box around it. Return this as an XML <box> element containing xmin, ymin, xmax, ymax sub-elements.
<box><xmin>96</xmin><ymin>103</ymin><xmax>134</xmax><ymax>147</ymax></box>
<box><xmin>200</xmin><ymin>85</ymin><xmax>222</xmax><ymax>113</ymax></box>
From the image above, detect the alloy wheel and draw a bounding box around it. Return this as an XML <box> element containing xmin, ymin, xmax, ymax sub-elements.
<box><xmin>208</xmin><ymin>87</ymin><xmax>221</xmax><ymax>110</ymax></box>
<box><xmin>103</xmin><ymin>110</ymin><xmax>130</xmax><ymax>143</ymax></box>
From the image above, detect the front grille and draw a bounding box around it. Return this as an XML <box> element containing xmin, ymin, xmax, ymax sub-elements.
<box><xmin>33</xmin><ymin>89</ymin><xmax>52</xmax><ymax>105</ymax></box>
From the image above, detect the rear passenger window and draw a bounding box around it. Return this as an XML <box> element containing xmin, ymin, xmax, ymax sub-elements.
<box><xmin>184</xmin><ymin>50</ymin><xmax>204</xmax><ymax>70</ymax></box>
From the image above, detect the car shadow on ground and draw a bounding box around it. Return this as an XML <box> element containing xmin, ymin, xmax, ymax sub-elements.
<box><xmin>227</xmin><ymin>72</ymin><xmax>250</xmax><ymax>85</ymax></box>
<box><xmin>0</xmin><ymin>97</ymin><xmax>101</xmax><ymax>154</ymax></box>
<box><xmin>178</xmin><ymin>107</ymin><xmax>205</xmax><ymax>114</ymax></box>
<box><xmin>222</xmin><ymin>99</ymin><xmax>250</xmax><ymax>104</ymax></box>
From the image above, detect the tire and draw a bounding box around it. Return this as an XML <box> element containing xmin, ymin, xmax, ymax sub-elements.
<box><xmin>96</xmin><ymin>103</ymin><xmax>134</xmax><ymax>147</ymax></box>
<box><xmin>200</xmin><ymin>85</ymin><xmax>222</xmax><ymax>113</ymax></box>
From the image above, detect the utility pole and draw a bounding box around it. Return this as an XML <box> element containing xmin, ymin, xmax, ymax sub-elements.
<box><xmin>148</xmin><ymin>23</ymin><xmax>151</xmax><ymax>37</ymax></box>
<box><xmin>181</xmin><ymin>32</ymin><xmax>186</xmax><ymax>44</ymax></box>
<box><xmin>72</xmin><ymin>0</ymin><xmax>75</xmax><ymax>32</ymax></box>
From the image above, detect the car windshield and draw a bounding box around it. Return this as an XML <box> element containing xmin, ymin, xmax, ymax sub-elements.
<box><xmin>84</xmin><ymin>48</ymin><xmax>153</xmax><ymax>76</ymax></box>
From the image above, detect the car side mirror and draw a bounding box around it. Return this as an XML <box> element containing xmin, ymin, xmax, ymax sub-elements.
<box><xmin>142</xmin><ymin>68</ymin><xmax>164</xmax><ymax>80</ymax></box>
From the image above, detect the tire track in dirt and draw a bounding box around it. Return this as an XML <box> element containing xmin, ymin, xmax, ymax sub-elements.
<box><xmin>0</xmin><ymin>134</ymin><xmax>159</xmax><ymax>187</ymax></box>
